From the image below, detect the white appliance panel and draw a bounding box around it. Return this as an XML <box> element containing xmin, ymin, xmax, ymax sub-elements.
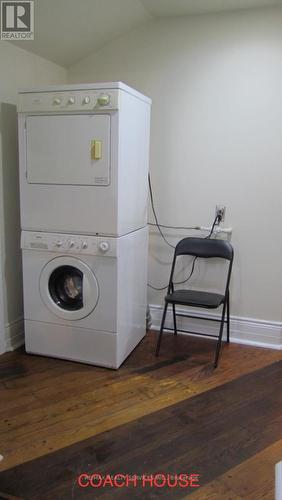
<box><xmin>26</xmin><ymin>114</ymin><xmax>110</xmax><ymax>186</ymax></box>
<box><xmin>25</xmin><ymin>320</ymin><xmax>118</xmax><ymax>369</ymax></box>
<box><xmin>18</xmin><ymin>112</ymin><xmax>118</xmax><ymax>235</ymax></box>
<box><xmin>18</xmin><ymin>89</ymin><xmax>120</xmax><ymax>113</ymax></box>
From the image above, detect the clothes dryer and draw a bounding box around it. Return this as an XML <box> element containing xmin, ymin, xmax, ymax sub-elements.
<box><xmin>18</xmin><ymin>82</ymin><xmax>151</xmax><ymax>236</ymax></box>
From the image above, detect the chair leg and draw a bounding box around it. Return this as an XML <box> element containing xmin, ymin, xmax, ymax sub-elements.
<box><xmin>226</xmin><ymin>293</ymin><xmax>230</xmax><ymax>343</ymax></box>
<box><xmin>172</xmin><ymin>304</ymin><xmax>177</xmax><ymax>335</ymax></box>
<box><xmin>156</xmin><ymin>302</ymin><xmax>168</xmax><ymax>357</ymax></box>
<box><xmin>214</xmin><ymin>302</ymin><xmax>227</xmax><ymax>368</ymax></box>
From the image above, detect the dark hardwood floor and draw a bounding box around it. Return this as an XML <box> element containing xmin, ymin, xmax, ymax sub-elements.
<box><xmin>0</xmin><ymin>330</ymin><xmax>281</xmax><ymax>499</ymax></box>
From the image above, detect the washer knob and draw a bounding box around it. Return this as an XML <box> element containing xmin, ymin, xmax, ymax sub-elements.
<box><xmin>53</xmin><ymin>97</ymin><xmax>62</xmax><ymax>105</ymax></box>
<box><xmin>68</xmin><ymin>97</ymin><xmax>75</xmax><ymax>104</ymax></box>
<box><xmin>82</xmin><ymin>241</ymin><xmax>88</xmax><ymax>249</ymax></box>
<box><xmin>97</xmin><ymin>94</ymin><xmax>110</xmax><ymax>106</ymax></box>
<box><xmin>56</xmin><ymin>240</ymin><xmax>63</xmax><ymax>247</ymax></box>
<box><xmin>68</xmin><ymin>240</ymin><xmax>75</xmax><ymax>248</ymax></box>
<box><xmin>99</xmin><ymin>241</ymin><xmax>109</xmax><ymax>253</ymax></box>
<box><xmin>83</xmin><ymin>96</ymin><xmax>90</xmax><ymax>104</ymax></box>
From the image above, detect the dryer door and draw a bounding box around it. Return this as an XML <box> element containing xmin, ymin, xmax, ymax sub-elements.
<box><xmin>26</xmin><ymin>114</ymin><xmax>110</xmax><ymax>186</ymax></box>
<box><xmin>40</xmin><ymin>256</ymin><xmax>99</xmax><ymax>320</ymax></box>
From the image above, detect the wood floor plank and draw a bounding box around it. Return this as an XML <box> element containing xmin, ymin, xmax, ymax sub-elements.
<box><xmin>0</xmin><ymin>332</ymin><xmax>281</xmax><ymax>473</ymax></box>
<box><xmin>0</xmin><ymin>360</ymin><xmax>282</xmax><ymax>499</ymax></box>
<box><xmin>0</xmin><ymin>331</ymin><xmax>281</xmax><ymax>500</ymax></box>
<box><xmin>188</xmin><ymin>437</ymin><xmax>282</xmax><ymax>500</ymax></box>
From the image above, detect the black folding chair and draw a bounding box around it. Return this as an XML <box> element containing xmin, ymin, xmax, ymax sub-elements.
<box><xmin>155</xmin><ymin>237</ymin><xmax>234</xmax><ymax>368</ymax></box>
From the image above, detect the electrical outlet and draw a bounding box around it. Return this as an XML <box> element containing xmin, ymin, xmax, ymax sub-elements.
<box><xmin>215</xmin><ymin>205</ymin><xmax>226</xmax><ymax>223</ymax></box>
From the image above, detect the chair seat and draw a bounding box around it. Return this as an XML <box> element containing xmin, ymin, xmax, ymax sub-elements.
<box><xmin>165</xmin><ymin>289</ymin><xmax>225</xmax><ymax>308</ymax></box>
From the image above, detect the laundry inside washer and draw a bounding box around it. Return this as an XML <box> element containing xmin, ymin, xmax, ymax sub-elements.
<box><xmin>48</xmin><ymin>266</ymin><xmax>83</xmax><ymax>310</ymax></box>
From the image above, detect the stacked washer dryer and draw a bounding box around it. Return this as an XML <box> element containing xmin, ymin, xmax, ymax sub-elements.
<box><xmin>18</xmin><ymin>82</ymin><xmax>151</xmax><ymax>368</ymax></box>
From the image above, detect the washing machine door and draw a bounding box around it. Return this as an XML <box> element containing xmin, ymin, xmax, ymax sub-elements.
<box><xmin>39</xmin><ymin>256</ymin><xmax>99</xmax><ymax>320</ymax></box>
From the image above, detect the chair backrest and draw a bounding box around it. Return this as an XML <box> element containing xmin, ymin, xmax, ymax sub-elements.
<box><xmin>175</xmin><ymin>237</ymin><xmax>233</xmax><ymax>261</ymax></box>
<box><xmin>168</xmin><ymin>237</ymin><xmax>234</xmax><ymax>296</ymax></box>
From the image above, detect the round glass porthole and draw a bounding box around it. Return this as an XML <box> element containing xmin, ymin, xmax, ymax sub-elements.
<box><xmin>40</xmin><ymin>256</ymin><xmax>99</xmax><ymax>320</ymax></box>
<box><xmin>48</xmin><ymin>265</ymin><xmax>83</xmax><ymax>311</ymax></box>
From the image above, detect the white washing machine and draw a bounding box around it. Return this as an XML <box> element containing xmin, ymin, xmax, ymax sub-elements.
<box><xmin>17</xmin><ymin>82</ymin><xmax>151</xmax><ymax>236</ymax></box>
<box><xmin>21</xmin><ymin>227</ymin><xmax>148</xmax><ymax>368</ymax></box>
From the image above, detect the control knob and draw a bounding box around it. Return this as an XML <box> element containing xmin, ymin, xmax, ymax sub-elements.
<box><xmin>83</xmin><ymin>96</ymin><xmax>90</xmax><ymax>104</ymax></box>
<box><xmin>68</xmin><ymin>97</ymin><xmax>75</xmax><ymax>104</ymax></box>
<box><xmin>97</xmin><ymin>94</ymin><xmax>110</xmax><ymax>106</ymax></box>
<box><xmin>82</xmin><ymin>241</ymin><xmax>88</xmax><ymax>249</ymax></box>
<box><xmin>68</xmin><ymin>240</ymin><xmax>75</xmax><ymax>248</ymax></box>
<box><xmin>99</xmin><ymin>241</ymin><xmax>109</xmax><ymax>253</ymax></box>
<box><xmin>53</xmin><ymin>97</ymin><xmax>62</xmax><ymax>105</ymax></box>
<box><xmin>55</xmin><ymin>240</ymin><xmax>63</xmax><ymax>247</ymax></box>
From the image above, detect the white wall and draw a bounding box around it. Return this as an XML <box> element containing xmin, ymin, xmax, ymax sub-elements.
<box><xmin>0</xmin><ymin>41</ymin><xmax>67</xmax><ymax>353</ymax></box>
<box><xmin>68</xmin><ymin>6</ymin><xmax>282</xmax><ymax>331</ymax></box>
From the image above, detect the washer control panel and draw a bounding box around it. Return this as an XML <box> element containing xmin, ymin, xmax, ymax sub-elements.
<box><xmin>18</xmin><ymin>90</ymin><xmax>119</xmax><ymax>113</ymax></box>
<box><xmin>21</xmin><ymin>232</ymin><xmax>116</xmax><ymax>257</ymax></box>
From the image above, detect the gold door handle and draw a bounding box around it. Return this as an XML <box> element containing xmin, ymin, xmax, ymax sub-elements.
<box><xmin>91</xmin><ymin>140</ymin><xmax>102</xmax><ymax>160</ymax></box>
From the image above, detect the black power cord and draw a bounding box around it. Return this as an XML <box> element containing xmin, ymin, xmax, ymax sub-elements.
<box><xmin>148</xmin><ymin>222</ymin><xmax>200</xmax><ymax>230</ymax></box>
<box><xmin>147</xmin><ymin>282</ymin><xmax>171</xmax><ymax>291</ymax></box>
<box><xmin>147</xmin><ymin>255</ymin><xmax>198</xmax><ymax>291</ymax></box>
<box><xmin>147</xmin><ymin>184</ymin><xmax>220</xmax><ymax>291</ymax></box>
<box><xmin>205</xmin><ymin>214</ymin><xmax>220</xmax><ymax>239</ymax></box>
<box><xmin>148</xmin><ymin>174</ymin><xmax>175</xmax><ymax>249</ymax></box>
<box><xmin>173</xmin><ymin>213</ymin><xmax>219</xmax><ymax>287</ymax></box>
<box><xmin>148</xmin><ymin>173</ymin><xmax>219</xmax><ymax>241</ymax></box>
<box><xmin>148</xmin><ymin>173</ymin><xmax>199</xmax><ymax>233</ymax></box>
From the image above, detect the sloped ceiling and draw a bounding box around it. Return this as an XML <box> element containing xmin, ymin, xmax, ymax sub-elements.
<box><xmin>12</xmin><ymin>0</ymin><xmax>151</xmax><ymax>67</ymax></box>
<box><xmin>141</xmin><ymin>0</ymin><xmax>282</xmax><ymax>17</ymax></box>
<box><xmin>11</xmin><ymin>0</ymin><xmax>282</xmax><ymax>67</ymax></box>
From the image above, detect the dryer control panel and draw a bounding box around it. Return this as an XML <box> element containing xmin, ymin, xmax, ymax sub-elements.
<box><xmin>18</xmin><ymin>90</ymin><xmax>119</xmax><ymax>113</ymax></box>
<box><xmin>21</xmin><ymin>231</ymin><xmax>117</xmax><ymax>257</ymax></box>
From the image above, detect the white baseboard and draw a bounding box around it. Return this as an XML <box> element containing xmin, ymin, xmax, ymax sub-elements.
<box><xmin>150</xmin><ymin>304</ymin><xmax>282</xmax><ymax>350</ymax></box>
<box><xmin>4</xmin><ymin>317</ymin><xmax>25</xmax><ymax>352</ymax></box>
<box><xmin>0</xmin><ymin>337</ymin><xmax>5</xmax><ymax>355</ymax></box>
<box><xmin>2</xmin><ymin>309</ymin><xmax>281</xmax><ymax>354</ymax></box>
<box><xmin>276</xmin><ymin>461</ymin><xmax>282</xmax><ymax>500</ymax></box>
